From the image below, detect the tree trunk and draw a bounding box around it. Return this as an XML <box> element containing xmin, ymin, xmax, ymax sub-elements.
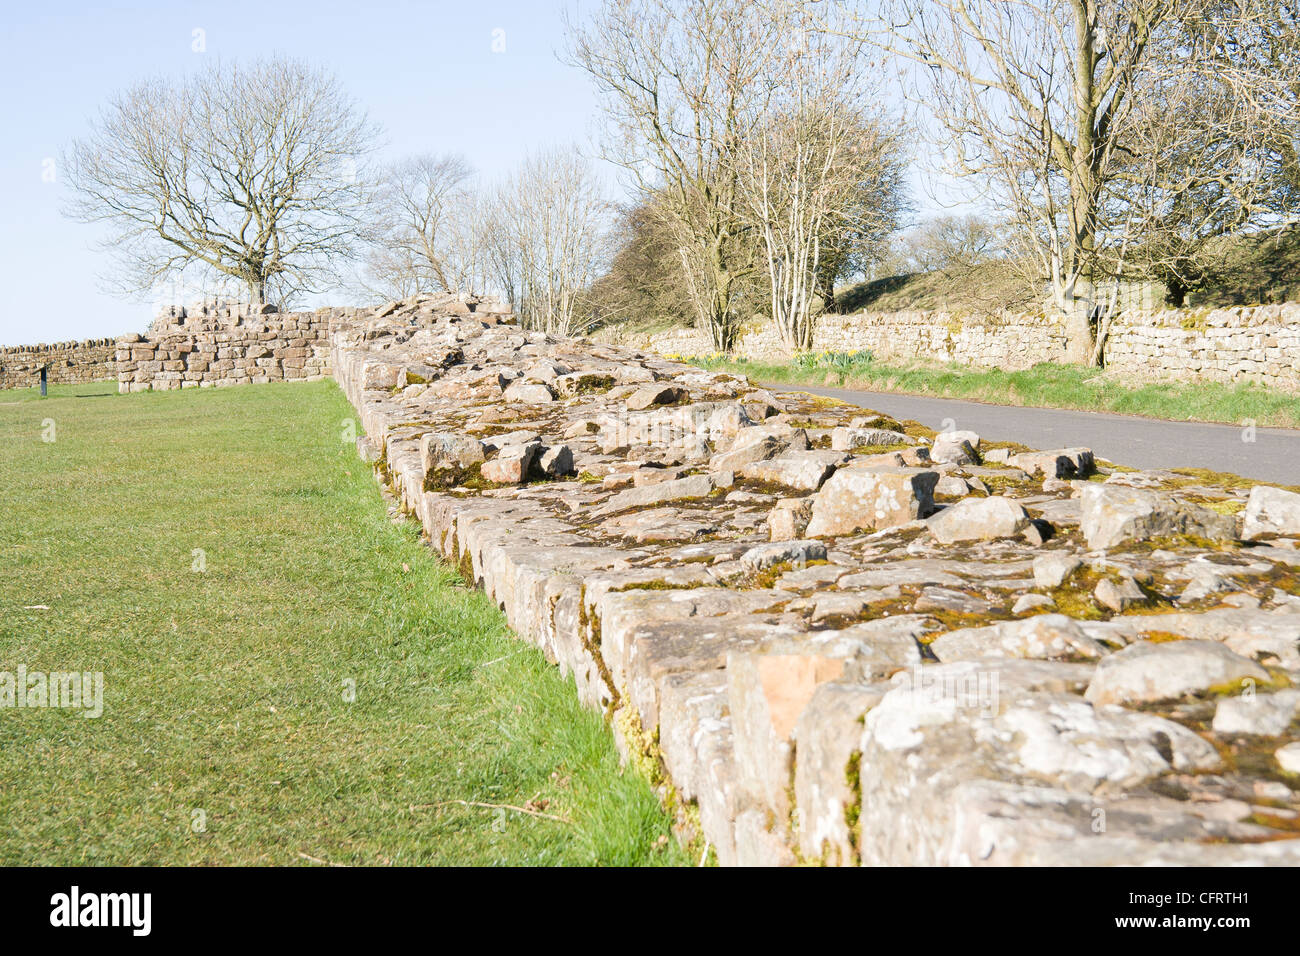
<box><xmin>1061</xmin><ymin>309</ymin><xmax>1094</xmax><ymax>365</ymax></box>
<box><xmin>1165</xmin><ymin>278</ymin><xmax>1187</xmax><ymax>308</ymax></box>
<box><xmin>707</xmin><ymin>291</ymin><xmax>737</xmax><ymax>352</ymax></box>
<box><xmin>1053</xmin><ymin>277</ymin><xmax>1095</xmax><ymax>365</ymax></box>
<box><xmin>706</xmin><ymin>248</ymin><xmax>737</xmax><ymax>352</ymax></box>
<box><xmin>1087</xmin><ymin>311</ymin><xmax>1112</xmax><ymax>367</ymax></box>
<box><xmin>818</xmin><ymin>273</ymin><xmax>836</xmax><ymax>314</ymax></box>
<box><xmin>1062</xmin><ymin>0</ymin><xmax>1104</xmax><ymax>368</ymax></box>
<box><xmin>797</xmin><ymin>315</ymin><xmax>814</xmax><ymax>351</ymax></box>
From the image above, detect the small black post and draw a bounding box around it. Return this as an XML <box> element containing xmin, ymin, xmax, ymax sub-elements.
<box><xmin>39</xmin><ymin>364</ymin><xmax>48</xmax><ymax>398</ymax></box>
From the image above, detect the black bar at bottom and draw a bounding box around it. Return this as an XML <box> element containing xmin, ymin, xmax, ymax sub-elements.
<box><xmin>0</xmin><ymin>864</ymin><xmax>1283</xmax><ymax>943</ymax></box>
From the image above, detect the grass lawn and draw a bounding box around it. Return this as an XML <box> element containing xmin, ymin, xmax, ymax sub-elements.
<box><xmin>683</xmin><ymin>354</ymin><xmax>1300</xmax><ymax>429</ymax></box>
<box><xmin>0</xmin><ymin>379</ymin><xmax>685</xmax><ymax>866</ymax></box>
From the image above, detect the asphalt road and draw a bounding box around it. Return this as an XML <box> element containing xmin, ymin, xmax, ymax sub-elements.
<box><xmin>770</xmin><ymin>383</ymin><xmax>1300</xmax><ymax>486</ymax></box>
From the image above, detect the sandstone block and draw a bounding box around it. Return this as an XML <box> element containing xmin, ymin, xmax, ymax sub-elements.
<box><xmin>932</xmin><ymin>614</ymin><xmax>1107</xmax><ymax>662</ymax></box>
<box><xmin>768</xmin><ymin>498</ymin><xmax>814</xmax><ymax>541</ymax></box>
<box><xmin>927</xmin><ymin>496</ymin><xmax>1029</xmax><ymax>544</ymax></box>
<box><xmin>1079</xmin><ymin>484</ymin><xmax>1237</xmax><ymax>549</ymax></box>
<box><xmin>1084</xmin><ymin>640</ymin><xmax>1268</xmax><ymax>706</ymax></box>
<box><xmin>420</xmin><ymin>432</ymin><xmax>486</xmax><ymax>479</ymax></box>
<box><xmin>590</xmin><ymin>474</ymin><xmax>715</xmax><ymax>517</ymax></box>
<box><xmin>739</xmin><ymin>451</ymin><xmax>848</xmax><ymax>492</ymax></box>
<box><xmin>536</xmin><ymin>443</ymin><xmax>575</xmax><ymax>478</ymax></box>
<box><xmin>805</xmin><ymin>467</ymin><xmax>939</xmax><ymax>537</ymax></box>
<box><xmin>626</xmin><ymin>383</ymin><xmax>687</xmax><ymax>410</ymax></box>
<box><xmin>1276</xmin><ymin>742</ymin><xmax>1300</xmax><ymax>774</ymax></box>
<box><xmin>1242</xmin><ymin>485</ymin><xmax>1300</xmax><ymax>539</ymax></box>
<box><xmin>502</xmin><ymin>380</ymin><xmax>555</xmax><ymax>404</ymax></box>
<box><xmin>930</xmin><ymin>436</ymin><xmax>979</xmax><ymax>465</ymax></box>
<box><xmin>794</xmin><ymin>681</ymin><xmax>890</xmax><ymax>865</ymax></box>
<box><xmin>1007</xmin><ymin>447</ymin><xmax>1095</xmax><ymax>479</ymax></box>
<box><xmin>711</xmin><ymin>435</ymin><xmax>792</xmax><ymax>473</ymax></box>
<box><xmin>1032</xmin><ymin>552</ymin><xmax>1082</xmax><ymax>589</ymax></box>
<box><xmin>1212</xmin><ymin>690</ymin><xmax>1300</xmax><ymax>736</ymax></box>
<box><xmin>1094</xmin><ymin>575</ymin><xmax>1148</xmax><ymax>612</ymax></box>
<box><xmin>480</xmin><ymin>442</ymin><xmax>541</xmax><ymax>485</ymax></box>
<box><xmin>829</xmin><ymin>427</ymin><xmax>908</xmax><ymax>452</ymax></box>
<box><xmin>739</xmin><ymin>539</ymin><xmax>826</xmax><ymax>572</ymax></box>
<box><xmin>727</xmin><ymin>647</ymin><xmax>848</xmax><ymax>833</ymax></box>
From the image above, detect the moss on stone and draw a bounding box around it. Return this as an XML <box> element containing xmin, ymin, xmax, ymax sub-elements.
<box><xmin>1168</xmin><ymin>467</ymin><xmax>1300</xmax><ymax>496</ymax></box>
<box><xmin>850</xmin><ymin>442</ymin><xmax>913</xmax><ymax>457</ymax></box>
<box><xmin>843</xmin><ymin>750</ymin><xmax>862</xmax><ymax>865</ymax></box>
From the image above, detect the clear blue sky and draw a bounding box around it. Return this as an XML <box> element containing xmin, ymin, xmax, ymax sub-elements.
<box><xmin>0</xmin><ymin>0</ymin><xmax>957</xmax><ymax>347</ymax></box>
<box><xmin>0</xmin><ymin>0</ymin><xmax>608</xmax><ymax>346</ymax></box>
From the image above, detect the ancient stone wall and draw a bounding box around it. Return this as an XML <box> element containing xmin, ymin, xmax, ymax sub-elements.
<box><xmin>333</xmin><ymin>298</ymin><xmax>1300</xmax><ymax>866</ymax></box>
<box><xmin>594</xmin><ymin>310</ymin><xmax>1068</xmax><ymax>368</ymax></box>
<box><xmin>114</xmin><ymin>295</ymin><xmax>511</xmax><ymax>392</ymax></box>
<box><xmin>1105</xmin><ymin>304</ymin><xmax>1300</xmax><ymax>390</ymax></box>
<box><xmin>0</xmin><ymin>339</ymin><xmax>117</xmax><ymax>389</ymax></box>
<box><xmin>599</xmin><ymin>303</ymin><xmax>1300</xmax><ymax>390</ymax></box>
<box><xmin>115</xmin><ymin>311</ymin><xmax>336</xmax><ymax>391</ymax></box>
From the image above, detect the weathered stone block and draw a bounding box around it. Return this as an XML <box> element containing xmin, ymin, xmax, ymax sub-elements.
<box><xmin>1085</xmin><ymin>640</ymin><xmax>1269</xmax><ymax>706</ymax></box>
<box><xmin>626</xmin><ymin>383</ymin><xmax>687</xmax><ymax>410</ymax></box>
<box><xmin>1079</xmin><ymin>484</ymin><xmax>1237</xmax><ymax>549</ymax></box>
<box><xmin>1242</xmin><ymin>485</ymin><xmax>1300</xmax><ymax>540</ymax></box>
<box><xmin>739</xmin><ymin>451</ymin><xmax>847</xmax><ymax>492</ymax></box>
<box><xmin>480</xmin><ymin>442</ymin><xmax>541</xmax><ymax>485</ymax></box>
<box><xmin>768</xmin><ymin>497</ymin><xmax>814</xmax><ymax>541</ymax></box>
<box><xmin>927</xmin><ymin>495</ymin><xmax>1029</xmax><ymax>543</ymax></box>
<box><xmin>728</xmin><ymin>646</ymin><xmax>848</xmax><ymax>837</ymax></box>
<box><xmin>1007</xmin><ymin>447</ymin><xmax>1095</xmax><ymax>478</ymax></box>
<box><xmin>805</xmin><ymin>467</ymin><xmax>939</xmax><ymax>537</ymax></box>
<box><xmin>590</xmin><ymin>474</ymin><xmax>715</xmax><ymax>517</ymax></box>
<box><xmin>420</xmin><ymin>432</ymin><xmax>486</xmax><ymax>486</ymax></box>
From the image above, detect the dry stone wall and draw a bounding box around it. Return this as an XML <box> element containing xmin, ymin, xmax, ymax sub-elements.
<box><xmin>114</xmin><ymin>295</ymin><xmax>510</xmax><ymax>392</ymax></box>
<box><xmin>0</xmin><ymin>339</ymin><xmax>117</xmax><ymax>389</ymax></box>
<box><xmin>15</xmin><ymin>297</ymin><xmax>1295</xmax><ymax>394</ymax></box>
<box><xmin>1106</xmin><ymin>304</ymin><xmax>1300</xmax><ymax>390</ymax></box>
<box><xmin>602</xmin><ymin>303</ymin><xmax>1300</xmax><ymax>391</ymax></box>
<box><xmin>596</xmin><ymin>310</ymin><xmax>1068</xmax><ymax>369</ymax></box>
<box><xmin>115</xmin><ymin>310</ymin><xmax>335</xmax><ymax>391</ymax></box>
<box><xmin>335</xmin><ymin>296</ymin><xmax>1300</xmax><ymax>866</ymax></box>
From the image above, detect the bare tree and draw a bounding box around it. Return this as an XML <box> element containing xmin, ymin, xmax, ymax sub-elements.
<box><xmin>812</xmin><ymin>135</ymin><xmax>910</xmax><ymax>312</ymax></box>
<box><xmin>736</xmin><ymin>2</ymin><xmax>907</xmax><ymax>348</ymax></box>
<box><xmin>588</xmin><ymin>195</ymin><xmax>696</xmax><ymax>330</ymax></box>
<box><xmin>853</xmin><ymin>0</ymin><xmax>1298</xmax><ymax>362</ymax></box>
<box><xmin>567</xmin><ymin>0</ymin><xmax>780</xmax><ymax>350</ymax></box>
<box><xmin>1106</xmin><ymin>2</ymin><xmax>1300</xmax><ymax>305</ymax></box>
<box><xmin>443</xmin><ymin>186</ymin><xmax>499</xmax><ymax>298</ymax></box>
<box><xmin>1257</xmin><ymin>0</ymin><xmax>1300</xmax><ymax>211</ymax></box>
<box><xmin>365</xmin><ymin>153</ymin><xmax>475</xmax><ymax>299</ymax></box>
<box><xmin>361</xmin><ymin>241</ymin><xmax>428</xmax><ymax>302</ymax></box>
<box><xmin>489</xmin><ymin>147</ymin><xmax>613</xmax><ymax>337</ymax></box>
<box><xmin>64</xmin><ymin>58</ymin><xmax>377</xmax><ymax>306</ymax></box>
<box><xmin>887</xmin><ymin>214</ymin><xmax>1006</xmax><ymax>276</ymax></box>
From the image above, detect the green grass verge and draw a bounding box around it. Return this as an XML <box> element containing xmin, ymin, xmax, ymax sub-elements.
<box><xmin>684</xmin><ymin>354</ymin><xmax>1300</xmax><ymax>429</ymax></box>
<box><xmin>0</xmin><ymin>380</ymin><xmax>685</xmax><ymax>866</ymax></box>
<box><xmin>835</xmin><ymin>262</ymin><xmax>1036</xmax><ymax>314</ymax></box>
